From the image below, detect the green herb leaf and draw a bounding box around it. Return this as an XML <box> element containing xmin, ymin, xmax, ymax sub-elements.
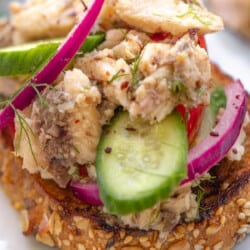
<box><xmin>12</xmin><ymin>104</ymin><xmax>38</xmax><ymax>164</ymax></box>
<box><xmin>171</xmin><ymin>79</ymin><xmax>185</xmax><ymax>94</ymax></box>
<box><xmin>4</xmin><ymin>82</ymin><xmax>55</xmax><ymax>164</ymax></box>
<box><xmin>109</xmin><ymin>69</ymin><xmax>129</xmax><ymax>83</ymax></box>
<box><xmin>130</xmin><ymin>56</ymin><xmax>141</xmax><ymax>86</ymax></box>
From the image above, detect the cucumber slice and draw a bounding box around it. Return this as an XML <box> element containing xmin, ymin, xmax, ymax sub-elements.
<box><xmin>197</xmin><ymin>86</ymin><xmax>226</xmax><ymax>142</ymax></box>
<box><xmin>96</xmin><ymin>111</ymin><xmax>187</xmax><ymax>215</ymax></box>
<box><xmin>0</xmin><ymin>34</ymin><xmax>105</xmax><ymax>76</ymax></box>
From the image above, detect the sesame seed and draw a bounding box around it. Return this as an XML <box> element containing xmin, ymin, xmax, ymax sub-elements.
<box><xmin>187</xmin><ymin>223</ymin><xmax>194</xmax><ymax>232</ymax></box>
<box><xmin>213</xmin><ymin>241</ymin><xmax>223</xmax><ymax>250</ymax></box>
<box><xmin>167</xmin><ymin>235</ymin><xmax>176</xmax><ymax>242</ymax></box>
<box><xmin>193</xmin><ymin>229</ymin><xmax>200</xmax><ymax>238</ymax></box>
<box><xmin>175</xmin><ymin>231</ymin><xmax>184</xmax><ymax>240</ymax></box>
<box><xmin>77</xmin><ymin>244</ymin><xmax>86</xmax><ymax>250</ymax></box>
<box><xmin>62</xmin><ymin>240</ymin><xmax>70</xmax><ymax>246</ymax></box>
<box><xmin>206</xmin><ymin>225</ymin><xmax>220</xmax><ymax>235</ymax></box>
<box><xmin>243</xmin><ymin>201</ymin><xmax>250</xmax><ymax>209</ymax></box>
<box><xmin>119</xmin><ymin>230</ymin><xmax>126</xmax><ymax>239</ymax></box>
<box><xmin>194</xmin><ymin>245</ymin><xmax>203</xmax><ymax>250</ymax></box>
<box><xmin>238</xmin><ymin>213</ymin><xmax>246</xmax><ymax>220</ymax></box>
<box><xmin>69</xmin><ymin>234</ymin><xmax>74</xmax><ymax>241</ymax></box>
<box><xmin>242</xmin><ymin>208</ymin><xmax>250</xmax><ymax>217</ymax></box>
<box><xmin>124</xmin><ymin>236</ymin><xmax>133</xmax><ymax>244</ymax></box>
<box><xmin>220</xmin><ymin>216</ymin><xmax>226</xmax><ymax>225</ymax></box>
<box><xmin>88</xmin><ymin>229</ymin><xmax>94</xmax><ymax>239</ymax></box>
<box><xmin>237</xmin><ymin>198</ymin><xmax>247</xmax><ymax>207</ymax></box>
<box><xmin>198</xmin><ymin>240</ymin><xmax>206</xmax><ymax>245</ymax></box>
<box><xmin>215</xmin><ymin>207</ymin><xmax>223</xmax><ymax>216</ymax></box>
<box><xmin>139</xmin><ymin>236</ymin><xmax>148</xmax><ymax>243</ymax></box>
<box><xmin>141</xmin><ymin>240</ymin><xmax>151</xmax><ymax>248</ymax></box>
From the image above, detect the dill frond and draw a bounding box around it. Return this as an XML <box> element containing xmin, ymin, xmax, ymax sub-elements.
<box><xmin>0</xmin><ymin>97</ymin><xmax>9</xmax><ymax>109</ymax></box>
<box><xmin>171</xmin><ymin>79</ymin><xmax>186</xmax><ymax>95</ymax></box>
<box><xmin>10</xmin><ymin>103</ymin><xmax>38</xmax><ymax>164</ymax></box>
<box><xmin>5</xmin><ymin>82</ymin><xmax>55</xmax><ymax>164</ymax></box>
<box><xmin>30</xmin><ymin>83</ymin><xmax>55</xmax><ymax>108</ymax></box>
<box><xmin>196</xmin><ymin>185</ymin><xmax>205</xmax><ymax>218</ymax></box>
<box><xmin>109</xmin><ymin>69</ymin><xmax>129</xmax><ymax>83</ymax></box>
<box><xmin>72</xmin><ymin>144</ymin><xmax>80</xmax><ymax>154</ymax></box>
<box><xmin>31</xmin><ymin>84</ymin><xmax>48</xmax><ymax>107</ymax></box>
<box><xmin>130</xmin><ymin>56</ymin><xmax>141</xmax><ymax>86</ymax></box>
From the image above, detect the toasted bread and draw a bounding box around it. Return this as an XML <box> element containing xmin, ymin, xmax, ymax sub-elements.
<box><xmin>0</xmin><ymin>64</ymin><xmax>249</xmax><ymax>250</ymax></box>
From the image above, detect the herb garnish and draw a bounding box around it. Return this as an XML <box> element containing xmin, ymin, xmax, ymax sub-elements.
<box><xmin>171</xmin><ymin>79</ymin><xmax>185</xmax><ymax>94</ymax></box>
<box><xmin>0</xmin><ymin>83</ymin><xmax>53</xmax><ymax>163</ymax></box>
<box><xmin>130</xmin><ymin>56</ymin><xmax>141</xmax><ymax>86</ymax></box>
<box><xmin>109</xmin><ymin>69</ymin><xmax>129</xmax><ymax>83</ymax></box>
<box><xmin>13</xmin><ymin>103</ymin><xmax>38</xmax><ymax>163</ymax></box>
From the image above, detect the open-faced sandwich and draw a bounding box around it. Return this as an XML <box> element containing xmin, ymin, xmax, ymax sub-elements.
<box><xmin>0</xmin><ymin>0</ymin><xmax>249</xmax><ymax>249</ymax></box>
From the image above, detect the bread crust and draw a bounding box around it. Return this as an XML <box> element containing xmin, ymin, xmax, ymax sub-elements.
<box><xmin>0</xmin><ymin>65</ymin><xmax>250</xmax><ymax>250</ymax></box>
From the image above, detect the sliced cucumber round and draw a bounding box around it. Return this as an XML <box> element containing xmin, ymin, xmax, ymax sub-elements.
<box><xmin>96</xmin><ymin>111</ymin><xmax>188</xmax><ymax>215</ymax></box>
<box><xmin>0</xmin><ymin>34</ymin><xmax>105</xmax><ymax>76</ymax></box>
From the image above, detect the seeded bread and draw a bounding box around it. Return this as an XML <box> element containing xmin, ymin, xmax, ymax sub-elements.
<box><xmin>0</xmin><ymin>64</ymin><xmax>249</xmax><ymax>250</ymax></box>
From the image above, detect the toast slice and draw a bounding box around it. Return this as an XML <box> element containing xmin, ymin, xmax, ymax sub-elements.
<box><xmin>0</xmin><ymin>64</ymin><xmax>249</xmax><ymax>250</ymax></box>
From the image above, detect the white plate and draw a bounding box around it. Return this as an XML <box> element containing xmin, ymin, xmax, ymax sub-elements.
<box><xmin>206</xmin><ymin>30</ymin><xmax>250</xmax><ymax>92</ymax></box>
<box><xmin>0</xmin><ymin>14</ymin><xmax>250</xmax><ymax>250</ymax></box>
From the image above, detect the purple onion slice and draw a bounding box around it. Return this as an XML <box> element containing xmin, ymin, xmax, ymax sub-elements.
<box><xmin>70</xmin><ymin>180</ymin><xmax>103</xmax><ymax>206</ymax></box>
<box><xmin>182</xmin><ymin>80</ymin><xmax>247</xmax><ymax>184</ymax></box>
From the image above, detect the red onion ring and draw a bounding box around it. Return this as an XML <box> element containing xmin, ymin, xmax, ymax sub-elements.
<box><xmin>182</xmin><ymin>80</ymin><xmax>247</xmax><ymax>184</ymax></box>
<box><xmin>70</xmin><ymin>180</ymin><xmax>103</xmax><ymax>206</ymax></box>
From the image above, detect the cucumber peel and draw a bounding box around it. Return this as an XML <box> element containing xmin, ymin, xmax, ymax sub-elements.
<box><xmin>197</xmin><ymin>86</ymin><xmax>227</xmax><ymax>142</ymax></box>
<box><xmin>96</xmin><ymin>111</ymin><xmax>188</xmax><ymax>215</ymax></box>
<box><xmin>0</xmin><ymin>33</ymin><xmax>105</xmax><ymax>76</ymax></box>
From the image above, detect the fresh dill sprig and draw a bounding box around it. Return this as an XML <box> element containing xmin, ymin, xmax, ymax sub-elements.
<box><xmin>10</xmin><ymin>103</ymin><xmax>38</xmax><ymax>164</ymax></box>
<box><xmin>0</xmin><ymin>96</ymin><xmax>9</xmax><ymax>109</ymax></box>
<box><xmin>30</xmin><ymin>83</ymin><xmax>55</xmax><ymax>107</ymax></box>
<box><xmin>206</xmin><ymin>174</ymin><xmax>216</xmax><ymax>183</ymax></box>
<box><xmin>3</xmin><ymin>82</ymin><xmax>54</xmax><ymax>164</ymax></box>
<box><xmin>171</xmin><ymin>79</ymin><xmax>185</xmax><ymax>95</ymax></box>
<box><xmin>109</xmin><ymin>69</ymin><xmax>129</xmax><ymax>83</ymax></box>
<box><xmin>196</xmin><ymin>186</ymin><xmax>205</xmax><ymax>218</ymax></box>
<box><xmin>72</xmin><ymin>144</ymin><xmax>80</xmax><ymax>154</ymax></box>
<box><xmin>31</xmin><ymin>84</ymin><xmax>48</xmax><ymax>107</ymax></box>
<box><xmin>130</xmin><ymin>56</ymin><xmax>141</xmax><ymax>86</ymax></box>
